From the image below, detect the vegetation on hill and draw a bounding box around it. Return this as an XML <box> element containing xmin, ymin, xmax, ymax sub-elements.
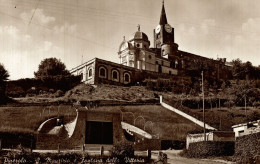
<box><xmin>0</xmin><ymin>63</ymin><xmax>9</xmax><ymax>104</ymax></box>
<box><xmin>5</xmin><ymin>58</ymin><xmax>81</xmax><ymax>99</ymax></box>
<box><xmin>63</xmin><ymin>84</ymin><xmax>165</xmax><ymax>102</ymax></box>
<box><xmin>5</xmin><ymin>77</ymin><xmax>259</xmax><ymax>131</ymax></box>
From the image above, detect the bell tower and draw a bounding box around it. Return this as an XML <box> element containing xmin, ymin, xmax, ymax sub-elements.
<box><xmin>153</xmin><ymin>0</ymin><xmax>178</xmax><ymax>59</ymax></box>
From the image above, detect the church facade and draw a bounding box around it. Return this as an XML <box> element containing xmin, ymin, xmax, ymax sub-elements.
<box><xmin>70</xmin><ymin>1</ymin><xmax>230</xmax><ymax>85</ymax></box>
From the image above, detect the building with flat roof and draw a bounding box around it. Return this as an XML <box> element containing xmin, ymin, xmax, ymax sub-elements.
<box><xmin>232</xmin><ymin>120</ymin><xmax>260</xmax><ymax>137</ymax></box>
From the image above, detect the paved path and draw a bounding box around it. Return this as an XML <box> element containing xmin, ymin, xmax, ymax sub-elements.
<box><xmin>156</xmin><ymin>150</ymin><xmax>235</xmax><ymax>164</ymax></box>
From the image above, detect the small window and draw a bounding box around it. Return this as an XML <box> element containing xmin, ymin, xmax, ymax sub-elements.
<box><xmin>113</xmin><ymin>71</ymin><xmax>118</xmax><ymax>79</ymax></box>
<box><xmin>169</xmin><ymin>71</ymin><xmax>172</xmax><ymax>75</ymax></box>
<box><xmin>144</xmin><ymin>45</ymin><xmax>147</xmax><ymax>48</ymax></box>
<box><xmin>124</xmin><ymin>73</ymin><xmax>130</xmax><ymax>83</ymax></box>
<box><xmin>148</xmin><ymin>55</ymin><xmax>152</xmax><ymax>59</ymax></box>
<box><xmin>88</xmin><ymin>68</ymin><xmax>92</xmax><ymax>78</ymax></box>
<box><xmin>80</xmin><ymin>72</ymin><xmax>83</xmax><ymax>80</ymax></box>
<box><xmin>156</xmin><ymin>61</ymin><xmax>159</xmax><ymax>65</ymax></box>
<box><xmin>161</xmin><ymin>61</ymin><xmax>164</xmax><ymax>66</ymax></box>
<box><xmin>136</xmin><ymin>43</ymin><xmax>140</xmax><ymax>48</ymax></box>
<box><xmin>99</xmin><ymin>67</ymin><xmax>106</xmax><ymax>78</ymax></box>
<box><xmin>112</xmin><ymin>70</ymin><xmax>119</xmax><ymax>82</ymax></box>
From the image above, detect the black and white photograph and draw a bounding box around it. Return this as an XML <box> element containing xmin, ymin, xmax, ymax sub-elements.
<box><xmin>0</xmin><ymin>0</ymin><xmax>260</xmax><ymax>163</ymax></box>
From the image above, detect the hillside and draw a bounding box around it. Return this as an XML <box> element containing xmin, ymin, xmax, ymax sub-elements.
<box><xmin>63</xmin><ymin>84</ymin><xmax>164</xmax><ymax>102</ymax></box>
<box><xmin>12</xmin><ymin>84</ymin><xmax>165</xmax><ymax>104</ymax></box>
<box><xmin>9</xmin><ymin>82</ymin><xmax>260</xmax><ymax>132</ymax></box>
<box><xmin>0</xmin><ymin>105</ymin><xmax>202</xmax><ymax>140</ymax></box>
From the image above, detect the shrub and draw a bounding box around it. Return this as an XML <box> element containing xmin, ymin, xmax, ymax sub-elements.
<box><xmin>49</xmin><ymin>88</ymin><xmax>55</xmax><ymax>93</ymax></box>
<box><xmin>179</xmin><ymin>148</ymin><xmax>188</xmax><ymax>157</ymax></box>
<box><xmin>111</xmin><ymin>142</ymin><xmax>134</xmax><ymax>164</ymax></box>
<box><xmin>186</xmin><ymin>141</ymin><xmax>235</xmax><ymax>158</ymax></box>
<box><xmin>54</xmin><ymin>90</ymin><xmax>64</xmax><ymax>97</ymax></box>
<box><xmin>253</xmin><ymin>101</ymin><xmax>260</xmax><ymax>107</ymax></box>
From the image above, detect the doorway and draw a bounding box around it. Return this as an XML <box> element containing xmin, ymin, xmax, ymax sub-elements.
<box><xmin>85</xmin><ymin>121</ymin><xmax>113</xmax><ymax>144</ymax></box>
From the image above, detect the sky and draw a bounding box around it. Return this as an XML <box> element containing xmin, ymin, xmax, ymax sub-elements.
<box><xmin>0</xmin><ymin>0</ymin><xmax>260</xmax><ymax>80</ymax></box>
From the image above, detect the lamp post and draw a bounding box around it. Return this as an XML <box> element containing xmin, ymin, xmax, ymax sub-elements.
<box><xmin>202</xmin><ymin>71</ymin><xmax>206</xmax><ymax>141</ymax></box>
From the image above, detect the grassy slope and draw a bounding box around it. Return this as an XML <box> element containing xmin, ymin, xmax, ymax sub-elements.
<box><xmin>0</xmin><ymin>105</ymin><xmax>76</xmax><ymax>134</ymax></box>
<box><xmin>191</xmin><ymin>107</ymin><xmax>260</xmax><ymax>131</ymax></box>
<box><xmin>89</xmin><ymin>105</ymin><xmax>203</xmax><ymax>140</ymax></box>
<box><xmin>4</xmin><ymin>83</ymin><xmax>259</xmax><ymax>136</ymax></box>
<box><xmin>0</xmin><ymin>104</ymin><xmax>202</xmax><ymax>140</ymax></box>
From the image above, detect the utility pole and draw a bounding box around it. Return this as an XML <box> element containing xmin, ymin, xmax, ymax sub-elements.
<box><xmin>202</xmin><ymin>71</ymin><xmax>206</xmax><ymax>141</ymax></box>
<box><xmin>244</xmin><ymin>95</ymin><xmax>247</xmax><ymax>119</ymax></box>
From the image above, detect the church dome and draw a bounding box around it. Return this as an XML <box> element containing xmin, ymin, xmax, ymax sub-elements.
<box><xmin>129</xmin><ymin>31</ymin><xmax>149</xmax><ymax>42</ymax></box>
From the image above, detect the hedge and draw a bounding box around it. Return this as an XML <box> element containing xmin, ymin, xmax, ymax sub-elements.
<box><xmin>186</xmin><ymin>141</ymin><xmax>234</xmax><ymax>158</ymax></box>
<box><xmin>233</xmin><ymin>132</ymin><xmax>260</xmax><ymax>163</ymax></box>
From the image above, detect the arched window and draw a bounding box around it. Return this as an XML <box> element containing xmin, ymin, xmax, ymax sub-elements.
<box><xmin>88</xmin><ymin>68</ymin><xmax>93</xmax><ymax>78</ymax></box>
<box><xmin>124</xmin><ymin>73</ymin><xmax>131</xmax><ymax>84</ymax></box>
<box><xmin>80</xmin><ymin>72</ymin><xmax>83</xmax><ymax>81</ymax></box>
<box><xmin>99</xmin><ymin>67</ymin><xmax>106</xmax><ymax>78</ymax></box>
<box><xmin>112</xmin><ymin>70</ymin><xmax>119</xmax><ymax>82</ymax></box>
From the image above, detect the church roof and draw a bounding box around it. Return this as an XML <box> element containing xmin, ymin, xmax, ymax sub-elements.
<box><xmin>159</xmin><ymin>1</ymin><xmax>168</xmax><ymax>25</ymax></box>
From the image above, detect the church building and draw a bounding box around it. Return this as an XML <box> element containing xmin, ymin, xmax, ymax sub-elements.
<box><xmin>70</xmin><ymin>1</ymin><xmax>230</xmax><ymax>85</ymax></box>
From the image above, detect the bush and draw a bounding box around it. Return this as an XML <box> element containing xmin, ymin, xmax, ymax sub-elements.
<box><xmin>179</xmin><ymin>148</ymin><xmax>189</xmax><ymax>157</ymax></box>
<box><xmin>49</xmin><ymin>88</ymin><xmax>55</xmax><ymax>93</ymax></box>
<box><xmin>186</xmin><ymin>141</ymin><xmax>235</xmax><ymax>158</ymax></box>
<box><xmin>253</xmin><ymin>101</ymin><xmax>260</xmax><ymax>107</ymax></box>
<box><xmin>233</xmin><ymin>132</ymin><xmax>260</xmax><ymax>163</ymax></box>
<box><xmin>111</xmin><ymin>142</ymin><xmax>134</xmax><ymax>164</ymax></box>
<box><xmin>54</xmin><ymin>90</ymin><xmax>64</xmax><ymax>97</ymax></box>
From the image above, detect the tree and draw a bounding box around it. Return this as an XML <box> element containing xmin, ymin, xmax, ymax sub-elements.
<box><xmin>34</xmin><ymin>58</ymin><xmax>70</xmax><ymax>79</ymax></box>
<box><xmin>0</xmin><ymin>63</ymin><xmax>9</xmax><ymax>82</ymax></box>
<box><xmin>231</xmin><ymin>58</ymin><xmax>245</xmax><ymax>79</ymax></box>
<box><xmin>0</xmin><ymin>63</ymin><xmax>9</xmax><ymax>103</ymax></box>
<box><xmin>243</xmin><ymin>61</ymin><xmax>254</xmax><ymax>80</ymax></box>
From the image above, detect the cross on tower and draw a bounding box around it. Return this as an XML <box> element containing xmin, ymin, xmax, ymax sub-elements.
<box><xmin>137</xmin><ymin>24</ymin><xmax>140</xmax><ymax>31</ymax></box>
